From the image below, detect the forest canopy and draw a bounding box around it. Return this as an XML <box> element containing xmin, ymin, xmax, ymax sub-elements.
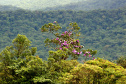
<box><xmin>0</xmin><ymin>22</ymin><xmax>126</xmax><ymax>84</ymax></box>
<box><xmin>0</xmin><ymin>7</ymin><xmax>126</xmax><ymax>61</ymax></box>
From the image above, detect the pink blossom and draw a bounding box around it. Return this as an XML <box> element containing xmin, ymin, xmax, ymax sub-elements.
<box><xmin>76</xmin><ymin>40</ymin><xmax>79</xmax><ymax>43</ymax></box>
<box><xmin>85</xmin><ymin>51</ymin><xmax>90</xmax><ymax>54</ymax></box>
<box><xmin>64</xmin><ymin>31</ymin><xmax>67</xmax><ymax>33</ymax></box>
<box><xmin>63</xmin><ymin>43</ymin><xmax>68</xmax><ymax>46</ymax></box>
<box><xmin>61</xmin><ymin>34</ymin><xmax>64</xmax><ymax>35</ymax></box>
<box><xmin>63</xmin><ymin>41</ymin><xmax>68</xmax><ymax>46</ymax></box>
<box><xmin>77</xmin><ymin>52</ymin><xmax>80</xmax><ymax>54</ymax></box>
<box><xmin>59</xmin><ymin>48</ymin><xmax>62</xmax><ymax>50</ymax></box>
<box><xmin>61</xmin><ymin>43</ymin><xmax>63</xmax><ymax>46</ymax></box>
<box><xmin>61</xmin><ymin>42</ymin><xmax>69</xmax><ymax>47</ymax></box>
<box><xmin>74</xmin><ymin>45</ymin><xmax>79</xmax><ymax>48</ymax></box>
<box><xmin>69</xmin><ymin>32</ymin><xmax>72</xmax><ymax>36</ymax></box>
<box><xmin>56</xmin><ymin>38</ymin><xmax>59</xmax><ymax>40</ymax></box>
<box><xmin>64</xmin><ymin>41</ymin><xmax>67</xmax><ymax>43</ymax></box>
<box><xmin>59</xmin><ymin>40</ymin><xmax>62</xmax><ymax>43</ymax></box>
<box><xmin>84</xmin><ymin>54</ymin><xmax>86</xmax><ymax>56</ymax></box>
<box><xmin>71</xmin><ymin>42</ymin><xmax>73</xmax><ymax>44</ymax></box>
<box><xmin>80</xmin><ymin>51</ymin><xmax>82</xmax><ymax>54</ymax></box>
<box><xmin>89</xmin><ymin>55</ymin><xmax>91</xmax><ymax>57</ymax></box>
<box><xmin>72</xmin><ymin>49</ymin><xmax>77</xmax><ymax>54</ymax></box>
<box><xmin>93</xmin><ymin>57</ymin><xmax>95</xmax><ymax>60</ymax></box>
<box><xmin>53</xmin><ymin>21</ymin><xmax>56</xmax><ymax>23</ymax></box>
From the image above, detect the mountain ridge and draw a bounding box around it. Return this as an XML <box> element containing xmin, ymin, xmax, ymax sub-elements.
<box><xmin>1</xmin><ymin>0</ymin><xmax>126</xmax><ymax>11</ymax></box>
<box><xmin>0</xmin><ymin>0</ymin><xmax>84</xmax><ymax>10</ymax></box>
<box><xmin>43</xmin><ymin>0</ymin><xmax>126</xmax><ymax>11</ymax></box>
<box><xmin>0</xmin><ymin>5</ymin><xmax>21</xmax><ymax>11</ymax></box>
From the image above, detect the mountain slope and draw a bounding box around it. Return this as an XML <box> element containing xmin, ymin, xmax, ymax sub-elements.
<box><xmin>0</xmin><ymin>0</ymin><xmax>83</xmax><ymax>10</ymax></box>
<box><xmin>1</xmin><ymin>0</ymin><xmax>126</xmax><ymax>11</ymax></box>
<box><xmin>44</xmin><ymin>0</ymin><xmax>126</xmax><ymax>11</ymax></box>
<box><xmin>0</xmin><ymin>5</ymin><xmax>21</xmax><ymax>11</ymax></box>
<box><xmin>0</xmin><ymin>7</ymin><xmax>126</xmax><ymax>61</ymax></box>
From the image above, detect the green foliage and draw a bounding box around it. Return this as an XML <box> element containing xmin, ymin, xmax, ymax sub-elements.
<box><xmin>59</xmin><ymin>63</ymin><xmax>103</xmax><ymax>84</ymax></box>
<box><xmin>44</xmin><ymin>0</ymin><xmax>126</xmax><ymax>11</ymax></box>
<box><xmin>0</xmin><ymin>34</ymin><xmax>46</xmax><ymax>83</ymax></box>
<box><xmin>86</xmin><ymin>58</ymin><xmax>126</xmax><ymax>83</ymax></box>
<box><xmin>0</xmin><ymin>29</ymin><xmax>126</xmax><ymax>83</ymax></box>
<box><xmin>117</xmin><ymin>56</ymin><xmax>126</xmax><ymax>68</ymax></box>
<box><xmin>0</xmin><ymin>9</ymin><xmax>126</xmax><ymax>83</ymax></box>
<box><xmin>1</xmin><ymin>8</ymin><xmax>126</xmax><ymax>61</ymax></box>
<box><xmin>33</xmin><ymin>76</ymin><xmax>54</xmax><ymax>84</ymax></box>
<box><xmin>41</xmin><ymin>22</ymin><xmax>62</xmax><ymax>33</ymax></box>
<box><xmin>41</xmin><ymin>22</ymin><xmax>97</xmax><ymax>61</ymax></box>
<box><xmin>12</xmin><ymin>34</ymin><xmax>32</xmax><ymax>58</ymax></box>
<box><xmin>59</xmin><ymin>58</ymin><xmax>126</xmax><ymax>84</ymax></box>
<box><xmin>14</xmin><ymin>56</ymin><xmax>47</xmax><ymax>83</ymax></box>
<box><xmin>47</xmin><ymin>59</ymin><xmax>79</xmax><ymax>83</ymax></box>
<box><xmin>116</xmin><ymin>76</ymin><xmax>126</xmax><ymax>84</ymax></box>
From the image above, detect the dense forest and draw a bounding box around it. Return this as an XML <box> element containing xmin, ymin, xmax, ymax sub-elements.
<box><xmin>43</xmin><ymin>0</ymin><xmax>126</xmax><ymax>11</ymax></box>
<box><xmin>0</xmin><ymin>22</ymin><xmax>126</xmax><ymax>83</ymax></box>
<box><xmin>1</xmin><ymin>0</ymin><xmax>126</xmax><ymax>11</ymax></box>
<box><xmin>0</xmin><ymin>5</ymin><xmax>21</xmax><ymax>11</ymax></box>
<box><xmin>0</xmin><ymin>7</ymin><xmax>126</xmax><ymax>61</ymax></box>
<box><xmin>1</xmin><ymin>0</ymin><xmax>126</xmax><ymax>83</ymax></box>
<box><xmin>0</xmin><ymin>0</ymin><xmax>83</xmax><ymax>10</ymax></box>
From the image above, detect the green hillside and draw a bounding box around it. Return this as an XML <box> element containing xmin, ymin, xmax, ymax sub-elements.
<box><xmin>0</xmin><ymin>23</ymin><xmax>126</xmax><ymax>84</ymax></box>
<box><xmin>0</xmin><ymin>7</ymin><xmax>126</xmax><ymax>61</ymax></box>
<box><xmin>0</xmin><ymin>5</ymin><xmax>21</xmax><ymax>11</ymax></box>
<box><xmin>44</xmin><ymin>0</ymin><xmax>126</xmax><ymax>11</ymax></box>
<box><xmin>0</xmin><ymin>0</ymin><xmax>126</xmax><ymax>11</ymax></box>
<box><xmin>0</xmin><ymin>0</ymin><xmax>83</xmax><ymax>10</ymax></box>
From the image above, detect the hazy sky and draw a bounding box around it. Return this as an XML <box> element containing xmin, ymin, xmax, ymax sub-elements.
<box><xmin>0</xmin><ymin>0</ymin><xmax>85</xmax><ymax>10</ymax></box>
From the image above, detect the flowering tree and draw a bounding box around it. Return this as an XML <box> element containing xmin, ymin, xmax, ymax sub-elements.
<box><xmin>41</xmin><ymin>21</ymin><xmax>97</xmax><ymax>61</ymax></box>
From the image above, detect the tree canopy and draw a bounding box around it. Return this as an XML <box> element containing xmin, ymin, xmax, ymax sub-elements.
<box><xmin>0</xmin><ymin>8</ymin><xmax>126</xmax><ymax>61</ymax></box>
<box><xmin>0</xmin><ymin>22</ymin><xmax>126</xmax><ymax>84</ymax></box>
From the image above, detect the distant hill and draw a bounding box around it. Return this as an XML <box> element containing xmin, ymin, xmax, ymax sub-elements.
<box><xmin>0</xmin><ymin>0</ymin><xmax>84</xmax><ymax>10</ymax></box>
<box><xmin>43</xmin><ymin>0</ymin><xmax>126</xmax><ymax>11</ymax></box>
<box><xmin>0</xmin><ymin>5</ymin><xmax>21</xmax><ymax>11</ymax></box>
<box><xmin>0</xmin><ymin>7</ymin><xmax>126</xmax><ymax>61</ymax></box>
<box><xmin>1</xmin><ymin>0</ymin><xmax>126</xmax><ymax>11</ymax></box>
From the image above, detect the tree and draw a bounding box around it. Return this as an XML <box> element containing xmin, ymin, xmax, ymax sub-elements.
<box><xmin>0</xmin><ymin>34</ymin><xmax>47</xmax><ymax>83</ymax></box>
<box><xmin>41</xmin><ymin>22</ymin><xmax>97</xmax><ymax>61</ymax></box>
<box><xmin>117</xmin><ymin>56</ymin><xmax>126</xmax><ymax>68</ymax></box>
<box><xmin>41</xmin><ymin>22</ymin><xmax>97</xmax><ymax>83</ymax></box>
<box><xmin>59</xmin><ymin>58</ymin><xmax>126</xmax><ymax>84</ymax></box>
